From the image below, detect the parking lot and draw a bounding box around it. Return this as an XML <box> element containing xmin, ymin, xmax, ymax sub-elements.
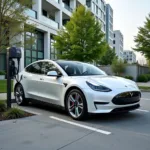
<box><xmin>0</xmin><ymin>92</ymin><xmax>150</xmax><ymax>150</ymax></box>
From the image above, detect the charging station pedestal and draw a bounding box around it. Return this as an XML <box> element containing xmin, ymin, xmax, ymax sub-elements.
<box><xmin>6</xmin><ymin>47</ymin><xmax>21</xmax><ymax>109</ymax></box>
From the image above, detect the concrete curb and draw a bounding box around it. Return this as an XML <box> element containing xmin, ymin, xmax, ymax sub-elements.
<box><xmin>140</xmin><ymin>89</ymin><xmax>150</xmax><ymax>92</ymax></box>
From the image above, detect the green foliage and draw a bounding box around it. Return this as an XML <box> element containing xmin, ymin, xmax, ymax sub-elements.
<box><xmin>0</xmin><ymin>0</ymin><xmax>36</xmax><ymax>52</ymax></box>
<box><xmin>137</xmin><ymin>74</ymin><xmax>149</xmax><ymax>82</ymax></box>
<box><xmin>124</xmin><ymin>76</ymin><xmax>134</xmax><ymax>80</ymax></box>
<box><xmin>111</xmin><ymin>59</ymin><xmax>126</xmax><ymax>76</ymax></box>
<box><xmin>0</xmin><ymin>101</ymin><xmax>6</xmax><ymax>112</ymax></box>
<box><xmin>144</xmin><ymin>74</ymin><xmax>150</xmax><ymax>80</ymax></box>
<box><xmin>133</xmin><ymin>14</ymin><xmax>150</xmax><ymax>60</ymax></box>
<box><xmin>0</xmin><ymin>71</ymin><xmax>6</xmax><ymax>75</ymax></box>
<box><xmin>98</xmin><ymin>46</ymin><xmax>118</xmax><ymax>65</ymax></box>
<box><xmin>4</xmin><ymin>108</ymin><xmax>25</xmax><ymax>119</ymax></box>
<box><xmin>54</xmin><ymin>5</ymin><xmax>107</xmax><ymax>62</ymax></box>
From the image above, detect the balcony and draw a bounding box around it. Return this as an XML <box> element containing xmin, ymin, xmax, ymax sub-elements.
<box><xmin>25</xmin><ymin>8</ymin><xmax>37</xmax><ymax>19</ymax></box>
<box><xmin>62</xmin><ymin>3</ymin><xmax>73</xmax><ymax>12</ymax></box>
<box><xmin>41</xmin><ymin>16</ymin><xmax>59</xmax><ymax>29</ymax></box>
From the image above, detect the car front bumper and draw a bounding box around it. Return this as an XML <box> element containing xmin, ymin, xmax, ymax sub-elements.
<box><xmin>82</xmin><ymin>88</ymin><xmax>141</xmax><ymax>114</ymax></box>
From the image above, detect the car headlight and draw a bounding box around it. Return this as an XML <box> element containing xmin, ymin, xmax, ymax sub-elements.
<box><xmin>86</xmin><ymin>81</ymin><xmax>112</xmax><ymax>92</ymax></box>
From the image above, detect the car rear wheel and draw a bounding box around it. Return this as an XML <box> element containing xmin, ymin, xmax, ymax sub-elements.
<box><xmin>15</xmin><ymin>84</ymin><xmax>28</xmax><ymax>106</ymax></box>
<box><xmin>66</xmin><ymin>89</ymin><xmax>87</xmax><ymax>120</ymax></box>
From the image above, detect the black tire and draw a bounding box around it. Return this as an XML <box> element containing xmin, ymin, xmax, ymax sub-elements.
<box><xmin>66</xmin><ymin>89</ymin><xmax>88</xmax><ymax>120</ymax></box>
<box><xmin>15</xmin><ymin>84</ymin><xmax>28</xmax><ymax>106</ymax></box>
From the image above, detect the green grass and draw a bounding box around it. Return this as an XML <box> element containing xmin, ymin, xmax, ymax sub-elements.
<box><xmin>138</xmin><ymin>86</ymin><xmax>150</xmax><ymax>90</ymax></box>
<box><xmin>0</xmin><ymin>80</ymin><xmax>13</xmax><ymax>93</ymax></box>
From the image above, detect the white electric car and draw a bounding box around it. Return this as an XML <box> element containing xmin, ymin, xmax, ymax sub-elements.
<box><xmin>14</xmin><ymin>60</ymin><xmax>141</xmax><ymax>120</ymax></box>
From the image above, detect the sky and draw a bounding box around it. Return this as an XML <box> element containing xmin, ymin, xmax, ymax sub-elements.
<box><xmin>105</xmin><ymin>0</ymin><xmax>150</xmax><ymax>63</ymax></box>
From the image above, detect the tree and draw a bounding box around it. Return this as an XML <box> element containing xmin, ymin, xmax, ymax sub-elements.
<box><xmin>98</xmin><ymin>46</ymin><xmax>118</xmax><ymax>65</ymax></box>
<box><xmin>0</xmin><ymin>0</ymin><xmax>35</xmax><ymax>52</ymax></box>
<box><xmin>133</xmin><ymin>14</ymin><xmax>150</xmax><ymax>60</ymax></box>
<box><xmin>111</xmin><ymin>59</ymin><xmax>126</xmax><ymax>76</ymax></box>
<box><xmin>54</xmin><ymin>5</ymin><xmax>107</xmax><ymax>62</ymax></box>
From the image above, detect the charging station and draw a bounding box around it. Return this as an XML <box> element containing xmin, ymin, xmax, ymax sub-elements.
<box><xmin>6</xmin><ymin>47</ymin><xmax>21</xmax><ymax>109</ymax></box>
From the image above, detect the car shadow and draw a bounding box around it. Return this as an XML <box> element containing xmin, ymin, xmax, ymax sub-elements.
<box><xmin>27</xmin><ymin>100</ymin><xmax>146</xmax><ymax>124</ymax></box>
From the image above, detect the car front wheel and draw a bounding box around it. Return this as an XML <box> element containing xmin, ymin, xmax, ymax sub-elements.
<box><xmin>66</xmin><ymin>89</ymin><xmax>87</xmax><ymax>120</ymax></box>
<box><xmin>15</xmin><ymin>84</ymin><xmax>28</xmax><ymax>106</ymax></box>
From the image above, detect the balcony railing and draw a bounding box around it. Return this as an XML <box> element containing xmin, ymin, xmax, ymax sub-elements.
<box><xmin>62</xmin><ymin>3</ymin><xmax>73</xmax><ymax>12</ymax></box>
<box><xmin>41</xmin><ymin>16</ymin><xmax>59</xmax><ymax>29</ymax></box>
<box><xmin>25</xmin><ymin>9</ymin><xmax>37</xmax><ymax>19</ymax></box>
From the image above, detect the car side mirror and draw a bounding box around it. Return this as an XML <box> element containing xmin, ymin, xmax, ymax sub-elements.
<box><xmin>47</xmin><ymin>71</ymin><xmax>62</xmax><ymax>78</ymax></box>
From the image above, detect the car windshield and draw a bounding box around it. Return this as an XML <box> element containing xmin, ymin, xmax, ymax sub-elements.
<box><xmin>56</xmin><ymin>61</ymin><xmax>107</xmax><ymax>76</ymax></box>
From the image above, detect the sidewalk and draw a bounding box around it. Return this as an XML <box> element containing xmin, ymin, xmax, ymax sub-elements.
<box><xmin>137</xmin><ymin>82</ymin><xmax>150</xmax><ymax>87</ymax></box>
<box><xmin>0</xmin><ymin>93</ymin><xmax>14</xmax><ymax>100</ymax></box>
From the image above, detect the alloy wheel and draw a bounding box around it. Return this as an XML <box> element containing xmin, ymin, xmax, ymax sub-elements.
<box><xmin>67</xmin><ymin>92</ymin><xmax>84</xmax><ymax>118</ymax></box>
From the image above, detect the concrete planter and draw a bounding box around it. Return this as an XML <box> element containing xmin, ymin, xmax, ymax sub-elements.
<box><xmin>0</xmin><ymin>75</ymin><xmax>5</xmax><ymax>80</ymax></box>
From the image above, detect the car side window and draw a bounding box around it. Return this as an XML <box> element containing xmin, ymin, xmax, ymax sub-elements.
<box><xmin>41</xmin><ymin>62</ymin><xmax>62</xmax><ymax>75</ymax></box>
<box><xmin>26</xmin><ymin>62</ymin><xmax>42</xmax><ymax>74</ymax></box>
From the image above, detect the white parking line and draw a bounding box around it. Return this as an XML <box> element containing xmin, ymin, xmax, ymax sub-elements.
<box><xmin>141</xmin><ymin>98</ymin><xmax>150</xmax><ymax>101</ymax></box>
<box><xmin>50</xmin><ymin>116</ymin><xmax>111</xmax><ymax>135</ymax></box>
<box><xmin>137</xmin><ymin>109</ymin><xmax>149</xmax><ymax>113</ymax></box>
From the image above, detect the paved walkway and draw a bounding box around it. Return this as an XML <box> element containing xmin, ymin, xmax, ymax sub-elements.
<box><xmin>0</xmin><ymin>93</ymin><xmax>14</xmax><ymax>100</ymax></box>
<box><xmin>137</xmin><ymin>82</ymin><xmax>150</xmax><ymax>87</ymax></box>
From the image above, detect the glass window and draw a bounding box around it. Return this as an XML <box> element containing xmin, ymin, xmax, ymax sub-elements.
<box><xmin>57</xmin><ymin>61</ymin><xmax>107</xmax><ymax>76</ymax></box>
<box><xmin>25</xmin><ymin>58</ymin><xmax>31</xmax><ymax>66</ymax></box>
<box><xmin>38</xmin><ymin>52</ymin><xmax>44</xmax><ymax>59</ymax></box>
<box><xmin>26</xmin><ymin>62</ymin><xmax>42</xmax><ymax>74</ymax></box>
<box><xmin>41</xmin><ymin>62</ymin><xmax>61</xmax><ymax>75</ymax></box>
<box><xmin>26</xmin><ymin>50</ymin><xmax>31</xmax><ymax>57</ymax></box>
<box><xmin>32</xmin><ymin>51</ymin><xmax>36</xmax><ymax>58</ymax></box>
<box><xmin>24</xmin><ymin>31</ymin><xmax>44</xmax><ymax>67</ymax></box>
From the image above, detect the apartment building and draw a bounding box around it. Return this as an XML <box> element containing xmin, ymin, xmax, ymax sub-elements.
<box><xmin>0</xmin><ymin>0</ymin><xmax>108</xmax><ymax>71</ymax></box>
<box><xmin>123</xmin><ymin>50</ymin><xmax>136</xmax><ymax>64</ymax></box>
<box><xmin>106</xmin><ymin>4</ymin><xmax>113</xmax><ymax>48</ymax></box>
<box><xmin>113</xmin><ymin>30</ymin><xmax>124</xmax><ymax>60</ymax></box>
<box><xmin>86</xmin><ymin>0</ymin><xmax>106</xmax><ymax>33</ymax></box>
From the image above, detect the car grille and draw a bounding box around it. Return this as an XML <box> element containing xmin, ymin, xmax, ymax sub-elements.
<box><xmin>112</xmin><ymin>92</ymin><xmax>141</xmax><ymax>105</ymax></box>
<box><xmin>111</xmin><ymin>104</ymin><xmax>140</xmax><ymax>113</ymax></box>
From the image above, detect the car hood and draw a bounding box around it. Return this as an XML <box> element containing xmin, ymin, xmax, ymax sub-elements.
<box><xmin>71</xmin><ymin>75</ymin><xmax>138</xmax><ymax>90</ymax></box>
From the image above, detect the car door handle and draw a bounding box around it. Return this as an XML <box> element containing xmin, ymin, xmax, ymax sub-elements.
<box><xmin>40</xmin><ymin>78</ymin><xmax>44</xmax><ymax>81</ymax></box>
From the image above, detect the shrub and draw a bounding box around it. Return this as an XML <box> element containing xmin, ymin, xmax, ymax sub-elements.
<box><xmin>0</xmin><ymin>71</ymin><xmax>6</xmax><ymax>75</ymax></box>
<box><xmin>145</xmin><ymin>74</ymin><xmax>150</xmax><ymax>81</ymax></box>
<box><xmin>111</xmin><ymin>59</ymin><xmax>126</xmax><ymax>76</ymax></box>
<box><xmin>0</xmin><ymin>101</ymin><xmax>6</xmax><ymax>112</ymax></box>
<box><xmin>124</xmin><ymin>76</ymin><xmax>134</xmax><ymax>80</ymax></box>
<box><xmin>4</xmin><ymin>108</ymin><xmax>25</xmax><ymax>119</ymax></box>
<box><xmin>137</xmin><ymin>75</ymin><xmax>149</xmax><ymax>82</ymax></box>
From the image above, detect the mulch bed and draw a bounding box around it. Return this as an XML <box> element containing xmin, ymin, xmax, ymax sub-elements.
<box><xmin>0</xmin><ymin>112</ymin><xmax>34</xmax><ymax>121</ymax></box>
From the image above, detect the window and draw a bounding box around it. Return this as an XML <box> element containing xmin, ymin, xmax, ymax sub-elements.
<box><xmin>41</xmin><ymin>62</ymin><xmax>62</xmax><ymax>75</ymax></box>
<box><xmin>24</xmin><ymin>31</ymin><xmax>44</xmax><ymax>67</ymax></box>
<box><xmin>113</xmin><ymin>40</ymin><xmax>115</xmax><ymax>44</ymax></box>
<box><xmin>42</xmin><ymin>10</ymin><xmax>47</xmax><ymax>17</ymax></box>
<box><xmin>96</xmin><ymin>6</ymin><xmax>98</xmax><ymax>15</ymax></box>
<box><xmin>113</xmin><ymin>47</ymin><xmax>115</xmax><ymax>50</ymax></box>
<box><xmin>25</xmin><ymin>62</ymin><xmax>42</xmax><ymax>74</ymax></box>
<box><xmin>96</xmin><ymin>0</ymin><xmax>98</xmax><ymax>4</ymax></box>
<box><xmin>50</xmin><ymin>36</ymin><xmax>57</xmax><ymax>60</ymax></box>
<box><xmin>114</xmin><ymin>34</ymin><xmax>115</xmax><ymax>37</ymax></box>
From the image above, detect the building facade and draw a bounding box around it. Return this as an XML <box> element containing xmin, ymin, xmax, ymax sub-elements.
<box><xmin>86</xmin><ymin>0</ymin><xmax>106</xmax><ymax>33</ymax></box>
<box><xmin>113</xmin><ymin>30</ymin><xmax>124</xmax><ymax>60</ymax></box>
<box><xmin>123</xmin><ymin>50</ymin><xmax>136</xmax><ymax>64</ymax></box>
<box><xmin>106</xmin><ymin>4</ymin><xmax>113</xmax><ymax>48</ymax></box>
<box><xmin>0</xmin><ymin>0</ymin><xmax>108</xmax><ymax>71</ymax></box>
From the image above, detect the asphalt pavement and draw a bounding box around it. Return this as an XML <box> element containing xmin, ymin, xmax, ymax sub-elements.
<box><xmin>0</xmin><ymin>92</ymin><xmax>150</xmax><ymax>150</ymax></box>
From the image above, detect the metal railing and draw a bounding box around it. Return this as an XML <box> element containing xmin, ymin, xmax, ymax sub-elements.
<box><xmin>41</xmin><ymin>16</ymin><xmax>59</xmax><ymax>29</ymax></box>
<box><xmin>62</xmin><ymin>2</ymin><xmax>73</xmax><ymax>12</ymax></box>
<box><xmin>25</xmin><ymin>8</ymin><xmax>37</xmax><ymax>19</ymax></box>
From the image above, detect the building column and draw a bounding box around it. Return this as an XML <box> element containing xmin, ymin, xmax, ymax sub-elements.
<box><xmin>33</xmin><ymin>0</ymin><xmax>42</xmax><ymax>20</ymax></box>
<box><xmin>55</xmin><ymin>10</ymin><xmax>62</xmax><ymax>28</ymax></box>
<box><xmin>44</xmin><ymin>31</ymin><xmax>50</xmax><ymax>59</ymax></box>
